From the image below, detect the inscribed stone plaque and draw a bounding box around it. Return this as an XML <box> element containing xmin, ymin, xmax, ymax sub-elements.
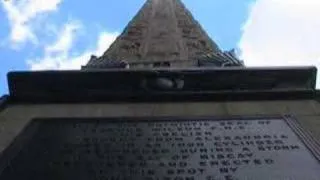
<box><xmin>0</xmin><ymin>116</ymin><xmax>320</xmax><ymax>180</ymax></box>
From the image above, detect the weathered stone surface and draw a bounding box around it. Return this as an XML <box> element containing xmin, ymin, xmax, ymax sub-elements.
<box><xmin>85</xmin><ymin>0</ymin><xmax>224</xmax><ymax>68</ymax></box>
<box><xmin>1</xmin><ymin>101</ymin><xmax>320</xmax><ymax>154</ymax></box>
<box><xmin>1</xmin><ymin>117</ymin><xmax>320</xmax><ymax>179</ymax></box>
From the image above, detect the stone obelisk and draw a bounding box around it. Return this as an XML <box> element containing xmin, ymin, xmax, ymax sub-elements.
<box><xmin>83</xmin><ymin>0</ymin><xmax>243</xmax><ymax>69</ymax></box>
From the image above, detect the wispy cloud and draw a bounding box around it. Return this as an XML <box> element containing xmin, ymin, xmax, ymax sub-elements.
<box><xmin>239</xmin><ymin>0</ymin><xmax>320</xmax><ymax>87</ymax></box>
<box><xmin>45</xmin><ymin>21</ymin><xmax>81</xmax><ymax>54</ymax></box>
<box><xmin>27</xmin><ymin>21</ymin><xmax>119</xmax><ymax>70</ymax></box>
<box><xmin>1</xmin><ymin>0</ymin><xmax>119</xmax><ymax>70</ymax></box>
<box><xmin>1</xmin><ymin>0</ymin><xmax>62</xmax><ymax>46</ymax></box>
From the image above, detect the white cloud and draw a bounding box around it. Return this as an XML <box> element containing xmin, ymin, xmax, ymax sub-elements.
<box><xmin>1</xmin><ymin>0</ymin><xmax>62</xmax><ymax>45</ymax></box>
<box><xmin>239</xmin><ymin>0</ymin><xmax>320</xmax><ymax>87</ymax></box>
<box><xmin>45</xmin><ymin>22</ymin><xmax>81</xmax><ymax>54</ymax></box>
<box><xmin>27</xmin><ymin>22</ymin><xmax>119</xmax><ymax>70</ymax></box>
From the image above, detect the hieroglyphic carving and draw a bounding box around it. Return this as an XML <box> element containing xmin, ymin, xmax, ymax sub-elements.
<box><xmin>86</xmin><ymin>0</ymin><xmax>225</xmax><ymax>69</ymax></box>
<box><xmin>173</xmin><ymin>0</ymin><xmax>220</xmax><ymax>60</ymax></box>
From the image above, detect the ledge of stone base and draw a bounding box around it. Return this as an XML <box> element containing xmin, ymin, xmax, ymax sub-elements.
<box><xmin>0</xmin><ymin>95</ymin><xmax>9</xmax><ymax>111</ymax></box>
<box><xmin>7</xmin><ymin>66</ymin><xmax>317</xmax><ymax>103</ymax></box>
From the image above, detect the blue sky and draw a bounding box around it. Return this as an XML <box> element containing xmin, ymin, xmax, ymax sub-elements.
<box><xmin>1</xmin><ymin>0</ymin><xmax>320</xmax><ymax>95</ymax></box>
